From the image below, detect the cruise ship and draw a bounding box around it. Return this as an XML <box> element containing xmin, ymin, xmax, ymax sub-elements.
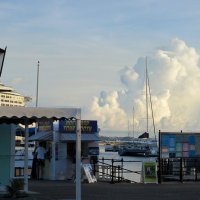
<box><xmin>0</xmin><ymin>83</ymin><xmax>31</xmax><ymax>107</ymax></box>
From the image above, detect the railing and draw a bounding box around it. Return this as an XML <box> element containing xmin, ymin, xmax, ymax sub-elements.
<box><xmin>92</xmin><ymin>158</ymin><xmax>142</xmax><ymax>183</ymax></box>
<box><xmin>159</xmin><ymin>157</ymin><xmax>200</xmax><ymax>183</ymax></box>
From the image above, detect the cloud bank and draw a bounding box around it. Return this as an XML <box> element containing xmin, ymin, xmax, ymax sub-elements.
<box><xmin>89</xmin><ymin>38</ymin><xmax>200</xmax><ymax>137</ymax></box>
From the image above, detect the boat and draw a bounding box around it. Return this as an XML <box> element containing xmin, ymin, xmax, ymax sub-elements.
<box><xmin>105</xmin><ymin>143</ymin><xmax>120</xmax><ymax>152</ymax></box>
<box><xmin>118</xmin><ymin>143</ymin><xmax>148</xmax><ymax>157</ymax></box>
<box><xmin>118</xmin><ymin>57</ymin><xmax>158</xmax><ymax>157</ymax></box>
<box><xmin>118</xmin><ymin>138</ymin><xmax>157</xmax><ymax>157</ymax></box>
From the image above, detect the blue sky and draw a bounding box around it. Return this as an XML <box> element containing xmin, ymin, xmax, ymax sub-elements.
<box><xmin>1</xmin><ymin>1</ymin><xmax>200</xmax><ymax>137</ymax></box>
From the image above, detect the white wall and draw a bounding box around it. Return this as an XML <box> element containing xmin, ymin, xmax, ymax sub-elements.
<box><xmin>55</xmin><ymin>142</ymin><xmax>67</xmax><ymax>180</ymax></box>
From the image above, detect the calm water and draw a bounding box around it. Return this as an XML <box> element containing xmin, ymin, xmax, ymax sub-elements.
<box><xmin>99</xmin><ymin>146</ymin><xmax>156</xmax><ymax>182</ymax></box>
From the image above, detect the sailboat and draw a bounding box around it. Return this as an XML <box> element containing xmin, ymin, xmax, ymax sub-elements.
<box><xmin>118</xmin><ymin>57</ymin><xmax>158</xmax><ymax>157</ymax></box>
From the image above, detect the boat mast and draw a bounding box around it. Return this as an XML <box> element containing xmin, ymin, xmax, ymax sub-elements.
<box><xmin>132</xmin><ymin>106</ymin><xmax>134</xmax><ymax>139</ymax></box>
<box><xmin>147</xmin><ymin>65</ymin><xmax>156</xmax><ymax>140</ymax></box>
<box><xmin>146</xmin><ymin>57</ymin><xmax>157</xmax><ymax>141</ymax></box>
<box><xmin>128</xmin><ymin>119</ymin><xmax>130</xmax><ymax>137</ymax></box>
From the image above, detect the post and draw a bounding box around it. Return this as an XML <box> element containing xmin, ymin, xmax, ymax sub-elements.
<box><xmin>24</xmin><ymin>120</ymin><xmax>29</xmax><ymax>192</ymax></box>
<box><xmin>102</xmin><ymin>157</ymin><xmax>105</xmax><ymax>180</ymax></box>
<box><xmin>111</xmin><ymin>159</ymin><xmax>114</xmax><ymax>184</ymax></box>
<box><xmin>76</xmin><ymin>118</ymin><xmax>81</xmax><ymax>200</ymax></box>
<box><xmin>117</xmin><ymin>165</ymin><xmax>120</xmax><ymax>182</ymax></box>
<box><xmin>180</xmin><ymin>158</ymin><xmax>183</xmax><ymax>183</ymax></box>
<box><xmin>195</xmin><ymin>158</ymin><xmax>197</xmax><ymax>181</ymax></box>
<box><xmin>158</xmin><ymin>130</ymin><xmax>162</xmax><ymax>183</ymax></box>
<box><xmin>121</xmin><ymin>158</ymin><xmax>124</xmax><ymax>180</ymax></box>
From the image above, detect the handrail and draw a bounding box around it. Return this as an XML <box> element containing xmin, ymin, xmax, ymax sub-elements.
<box><xmin>93</xmin><ymin>157</ymin><xmax>142</xmax><ymax>183</ymax></box>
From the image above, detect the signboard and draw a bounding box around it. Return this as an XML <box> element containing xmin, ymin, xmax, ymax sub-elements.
<box><xmin>82</xmin><ymin>163</ymin><xmax>97</xmax><ymax>183</ymax></box>
<box><xmin>160</xmin><ymin>132</ymin><xmax>200</xmax><ymax>158</ymax></box>
<box><xmin>143</xmin><ymin>162</ymin><xmax>158</xmax><ymax>184</ymax></box>
<box><xmin>38</xmin><ymin>120</ymin><xmax>53</xmax><ymax>132</ymax></box>
<box><xmin>59</xmin><ymin>120</ymin><xmax>98</xmax><ymax>133</ymax></box>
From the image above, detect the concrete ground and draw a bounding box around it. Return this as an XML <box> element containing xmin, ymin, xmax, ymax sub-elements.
<box><xmin>1</xmin><ymin>180</ymin><xmax>200</xmax><ymax>200</ymax></box>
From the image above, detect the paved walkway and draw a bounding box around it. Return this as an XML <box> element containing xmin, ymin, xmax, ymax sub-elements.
<box><xmin>2</xmin><ymin>180</ymin><xmax>200</xmax><ymax>200</ymax></box>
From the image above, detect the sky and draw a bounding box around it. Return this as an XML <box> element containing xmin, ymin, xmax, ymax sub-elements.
<box><xmin>1</xmin><ymin>0</ymin><xmax>200</xmax><ymax>137</ymax></box>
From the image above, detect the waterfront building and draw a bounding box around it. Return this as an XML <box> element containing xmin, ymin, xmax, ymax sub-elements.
<box><xmin>28</xmin><ymin>119</ymin><xmax>100</xmax><ymax>180</ymax></box>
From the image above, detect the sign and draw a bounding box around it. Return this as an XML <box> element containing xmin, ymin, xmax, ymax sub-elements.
<box><xmin>160</xmin><ymin>132</ymin><xmax>200</xmax><ymax>158</ymax></box>
<box><xmin>82</xmin><ymin>163</ymin><xmax>97</xmax><ymax>183</ymax></box>
<box><xmin>59</xmin><ymin>120</ymin><xmax>98</xmax><ymax>133</ymax></box>
<box><xmin>143</xmin><ymin>162</ymin><xmax>158</xmax><ymax>184</ymax></box>
<box><xmin>38</xmin><ymin>120</ymin><xmax>53</xmax><ymax>132</ymax></box>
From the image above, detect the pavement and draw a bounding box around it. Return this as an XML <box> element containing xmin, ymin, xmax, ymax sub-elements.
<box><xmin>1</xmin><ymin>180</ymin><xmax>200</xmax><ymax>200</ymax></box>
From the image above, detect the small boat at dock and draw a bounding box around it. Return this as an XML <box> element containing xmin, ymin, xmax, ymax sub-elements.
<box><xmin>105</xmin><ymin>143</ymin><xmax>120</xmax><ymax>152</ymax></box>
<box><xmin>118</xmin><ymin>138</ymin><xmax>158</xmax><ymax>157</ymax></box>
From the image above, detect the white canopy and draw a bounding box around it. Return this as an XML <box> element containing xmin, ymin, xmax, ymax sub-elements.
<box><xmin>0</xmin><ymin>106</ymin><xmax>81</xmax><ymax>123</ymax></box>
<box><xmin>0</xmin><ymin>106</ymin><xmax>81</xmax><ymax>200</ymax></box>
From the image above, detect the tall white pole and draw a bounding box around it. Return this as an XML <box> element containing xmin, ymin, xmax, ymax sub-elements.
<box><xmin>24</xmin><ymin>121</ymin><xmax>29</xmax><ymax>192</ymax></box>
<box><xmin>36</xmin><ymin>61</ymin><xmax>40</xmax><ymax>107</ymax></box>
<box><xmin>76</xmin><ymin>118</ymin><xmax>81</xmax><ymax>200</ymax></box>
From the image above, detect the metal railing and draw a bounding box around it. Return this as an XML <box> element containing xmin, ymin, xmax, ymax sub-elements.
<box><xmin>158</xmin><ymin>157</ymin><xmax>200</xmax><ymax>183</ymax></box>
<box><xmin>92</xmin><ymin>158</ymin><xmax>142</xmax><ymax>183</ymax></box>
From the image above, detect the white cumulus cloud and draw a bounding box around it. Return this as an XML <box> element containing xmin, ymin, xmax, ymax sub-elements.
<box><xmin>89</xmin><ymin>38</ymin><xmax>200</xmax><ymax>137</ymax></box>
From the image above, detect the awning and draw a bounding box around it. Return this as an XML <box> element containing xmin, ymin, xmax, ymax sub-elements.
<box><xmin>61</xmin><ymin>133</ymin><xmax>100</xmax><ymax>141</ymax></box>
<box><xmin>28</xmin><ymin>132</ymin><xmax>53</xmax><ymax>141</ymax></box>
<box><xmin>0</xmin><ymin>106</ymin><xmax>81</xmax><ymax>124</ymax></box>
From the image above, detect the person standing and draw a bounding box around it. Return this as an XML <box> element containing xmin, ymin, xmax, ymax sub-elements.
<box><xmin>36</xmin><ymin>142</ymin><xmax>46</xmax><ymax>180</ymax></box>
<box><xmin>31</xmin><ymin>147</ymin><xmax>38</xmax><ymax>179</ymax></box>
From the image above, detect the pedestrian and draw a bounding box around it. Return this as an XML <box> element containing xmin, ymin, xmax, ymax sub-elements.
<box><xmin>31</xmin><ymin>147</ymin><xmax>38</xmax><ymax>179</ymax></box>
<box><xmin>35</xmin><ymin>142</ymin><xmax>46</xmax><ymax>180</ymax></box>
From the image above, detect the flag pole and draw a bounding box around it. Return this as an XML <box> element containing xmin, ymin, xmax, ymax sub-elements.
<box><xmin>36</xmin><ymin>61</ymin><xmax>40</xmax><ymax>107</ymax></box>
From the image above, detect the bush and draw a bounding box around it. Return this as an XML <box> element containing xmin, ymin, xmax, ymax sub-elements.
<box><xmin>6</xmin><ymin>178</ymin><xmax>25</xmax><ymax>198</ymax></box>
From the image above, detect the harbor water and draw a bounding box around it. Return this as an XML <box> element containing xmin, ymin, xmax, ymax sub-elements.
<box><xmin>99</xmin><ymin>146</ymin><xmax>157</xmax><ymax>182</ymax></box>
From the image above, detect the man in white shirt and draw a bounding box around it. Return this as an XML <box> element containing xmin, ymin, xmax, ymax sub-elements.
<box><xmin>36</xmin><ymin>142</ymin><xmax>46</xmax><ymax>179</ymax></box>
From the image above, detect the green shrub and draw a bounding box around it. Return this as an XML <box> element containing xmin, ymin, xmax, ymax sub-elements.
<box><xmin>6</xmin><ymin>178</ymin><xmax>25</xmax><ymax>198</ymax></box>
